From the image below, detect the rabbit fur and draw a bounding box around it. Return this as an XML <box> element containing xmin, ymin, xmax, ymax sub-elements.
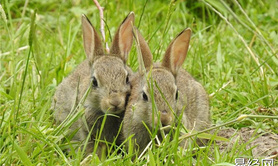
<box><xmin>122</xmin><ymin>28</ymin><xmax>211</xmax><ymax>154</ymax></box>
<box><xmin>52</xmin><ymin>12</ymin><xmax>135</xmax><ymax>155</ymax></box>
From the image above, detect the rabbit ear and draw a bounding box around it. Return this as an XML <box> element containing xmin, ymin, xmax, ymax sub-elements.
<box><xmin>110</xmin><ymin>12</ymin><xmax>135</xmax><ymax>63</ymax></box>
<box><xmin>133</xmin><ymin>27</ymin><xmax>153</xmax><ymax>75</ymax></box>
<box><xmin>82</xmin><ymin>14</ymin><xmax>104</xmax><ymax>64</ymax></box>
<box><xmin>162</xmin><ymin>28</ymin><xmax>191</xmax><ymax>76</ymax></box>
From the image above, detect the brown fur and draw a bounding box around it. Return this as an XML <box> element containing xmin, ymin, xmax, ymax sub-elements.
<box><xmin>123</xmin><ymin>28</ymin><xmax>211</xmax><ymax>155</ymax></box>
<box><xmin>52</xmin><ymin>12</ymin><xmax>135</xmax><ymax>156</ymax></box>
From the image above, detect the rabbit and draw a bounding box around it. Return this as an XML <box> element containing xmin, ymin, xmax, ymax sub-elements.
<box><xmin>122</xmin><ymin>28</ymin><xmax>211</xmax><ymax>155</ymax></box>
<box><xmin>52</xmin><ymin>12</ymin><xmax>135</xmax><ymax>156</ymax></box>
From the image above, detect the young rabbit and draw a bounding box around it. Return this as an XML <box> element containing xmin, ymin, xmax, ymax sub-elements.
<box><xmin>122</xmin><ymin>28</ymin><xmax>210</xmax><ymax>155</ymax></box>
<box><xmin>52</xmin><ymin>12</ymin><xmax>135</xmax><ymax>155</ymax></box>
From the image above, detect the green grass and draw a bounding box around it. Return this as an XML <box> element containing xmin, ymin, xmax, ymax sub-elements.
<box><xmin>1</xmin><ymin>0</ymin><xmax>278</xmax><ymax>165</ymax></box>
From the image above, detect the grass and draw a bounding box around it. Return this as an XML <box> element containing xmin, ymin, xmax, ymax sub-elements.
<box><xmin>1</xmin><ymin>0</ymin><xmax>278</xmax><ymax>165</ymax></box>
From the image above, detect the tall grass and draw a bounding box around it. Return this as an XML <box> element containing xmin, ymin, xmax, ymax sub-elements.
<box><xmin>0</xmin><ymin>0</ymin><xmax>277</xmax><ymax>165</ymax></box>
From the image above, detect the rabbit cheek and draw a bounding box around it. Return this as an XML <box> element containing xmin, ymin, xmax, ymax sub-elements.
<box><xmin>132</xmin><ymin>101</ymin><xmax>152</xmax><ymax>125</ymax></box>
<box><xmin>181</xmin><ymin>114</ymin><xmax>190</xmax><ymax>130</ymax></box>
<box><xmin>153</xmin><ymin>116</ymin><xmax>159</xmax><ymax>128</ymax></box>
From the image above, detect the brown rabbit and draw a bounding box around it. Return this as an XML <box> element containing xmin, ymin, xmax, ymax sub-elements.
<box><xmin>122</xmin><ymin>28</ymin><xmax>210</xmax><ymax>155</ymax></box>
<box><xmin>52</xmin><ymin>12</ymin><xmax>135</xmax><ymax>155</ymax></box>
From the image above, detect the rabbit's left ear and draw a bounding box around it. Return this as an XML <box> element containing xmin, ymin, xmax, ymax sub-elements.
<box><xmin>162</xmin><ymin>28</ymin><xmax>191</xmax><ymax>76</ymax></box>
<box><xmin>110</xmin><ymin>12</ymin><xmax>135</xmax><ymax>63</ymax></box>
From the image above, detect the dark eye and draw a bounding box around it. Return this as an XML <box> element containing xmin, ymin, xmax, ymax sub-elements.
<box><xmin>142</xmin><ymin>91</ymin><xmax>148</xmax><ymax>101</ymax></box>
<box><xmin>126</xmin><ymin>75</ymin><xmax>129</xmax><ymax>84</ymax></box>
<box><xmin>92</xmin><ymin>76</ymin><xmax>98</xmax><ymax>87</ymax></box>
<box><xmin>175</xmin><ymin>90</ymin><xmax>178</xmax><ymax>100</ymax></box>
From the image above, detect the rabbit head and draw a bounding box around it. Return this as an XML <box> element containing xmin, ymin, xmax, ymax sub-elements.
<box><xmin>129</xmin><ymin>28</ymin><xmax>191</xmax><ymax>129</ymax></box>
<box><xmin>82</xmin><ymin>12</ymin><xmax>134</xmax><ymax>114</ymax></box>
<box><xmin>123</xmin><ymin>28</ymin><xmax>210</xmax><ymax>153</ymax></box>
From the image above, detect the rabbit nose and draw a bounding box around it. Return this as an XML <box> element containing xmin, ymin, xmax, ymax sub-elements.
<box><xmin>160</xmin><ymin>110</ymin><xmax>172</xmax><ymax>126</ymax></box>
<box><xmin>109</xmin><ymin>99</ymin><xmax>121</xmax><ymax>107</ymax></box>
<box><xmin>161</xmin><ymin>110</ymin><xmax>167</xmax><ymax>115</ymax></box>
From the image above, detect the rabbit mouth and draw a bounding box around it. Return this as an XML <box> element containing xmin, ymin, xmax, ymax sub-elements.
<box><xmin>105</xmin><ymin>105</ymin><xmax>125</xmax><ymax>114</ymax></box>
<box><xmin>161</xmin><ymin>125</ymin><xmax>172</xmax><ymax>133</ymax></box>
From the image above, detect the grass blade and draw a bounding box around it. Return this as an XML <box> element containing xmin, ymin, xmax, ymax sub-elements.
<box><xmin>14</xmin><ymin>141</ymin><xmax>33</xmax><ymax>166</ymax></box>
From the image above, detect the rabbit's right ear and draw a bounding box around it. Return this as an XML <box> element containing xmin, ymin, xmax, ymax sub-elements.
<box><xmin>82</xmin><ymin>14</ymin><xmax>104</xmax><ymax>64</ymax></box>
<box><xmin>162</xmin><ymin>28</ymin><xmax>191</xmax><ymax>76</ymax></box>
<box><xmin>133</xmin><ymin>27</ymin><xmax>153</xmax><ymax>75</ymax></box>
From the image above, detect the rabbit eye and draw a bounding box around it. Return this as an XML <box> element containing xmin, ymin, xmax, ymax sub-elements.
<box><xmin>142</xmin><ymin>91</ymin><xmax>148</xmax><ymax>101</ymax></box>
<box><xmin>92</xmin><ymin>76</ymin><xmax>98</xmax><ymax>87</ymax></box>
<box><xmin>175</xmin><ymin>90</ymin><xmax>178</xmax><ymax>100</ymax></box>
<box><xmin>126</xmin><ymin>75</ymin><xmax>129</xmax><ymax>84</ymax></box>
